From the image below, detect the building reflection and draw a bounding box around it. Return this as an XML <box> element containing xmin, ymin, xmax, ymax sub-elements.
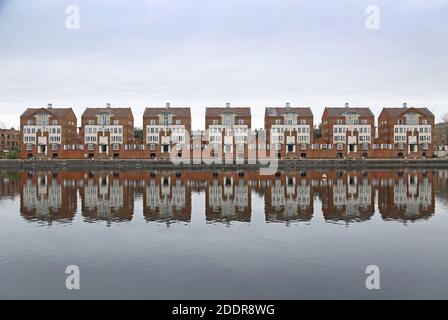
<box><xmin>0</xmin><ymin>171</ymin><xmax>19</xmax><ymax>199</ymax></box>
<box><xmin>263</xmin><ymin>172</ymin><xmax>316</xmax><ymax>223</ymax></box>
<box><xmin>143</xmin><ymin>172</ymin><xmax>192</xmax><ymax>224</ymax></box>
<box><xmin>378</xmin><ymin>170</ymin><xmax>435</xmax><ymax>222</ymax></box>
<box><xmin>319</xmin><ymin>171</ymin><xmax>375</xmax><ymax>223</ymax></box>
<box><xmin>79</xmin><ymin>171</ymin><xmax>135</xmax><ymax>224</ymax></box>
<box><xmin>14</xmin><ymin>169</ymin><xmax>440</xmax><ymax>225</ymax></box>
<box><xmin>205</xmin><ymin>171</ymin><xmax>252</xmax><ymax>223</ymax></box>
<box><xmin>19</xmin><ymin>171</ymin><xmax>79</xmax><ymax>224</ymax></box>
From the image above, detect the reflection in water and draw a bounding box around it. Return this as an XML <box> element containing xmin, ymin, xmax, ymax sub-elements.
<box><xmin>8</xmin><ymin>169</ymin><xmax>444</xmax><ymax>225</ymax></box>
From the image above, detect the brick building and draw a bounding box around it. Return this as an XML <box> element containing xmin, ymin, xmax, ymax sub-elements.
<box><xmin>378</xmin><ymin>104</ymin><xmax>435</xmax><ymax>158</ymax></box>
<box><xmin>321</xmin><ymin>103</ymin><xmax>375</xmax><ymax>159</ymax></box>
<box><xmin>20</xmin><ymin>104</ymin><xmax>78</xmax><ymax>159</ymax></box>
<box><xmin>205</xmin><ymin>103</ymin><xmax>251</xmax><ymax>161</ymax></box>
<box><xmin>0</xmin><ymin>128</ymin><xmax>20</xmax><ymax>158</ymax></box>
<box><xmin>143</xmin><ymin>103</ymin><xmax>191</xmax><ymax>159</ymax></box>
<box><xmin>264</xmin><ymin>103</ymin><xmax>314</xmax><ymax>159</ymax></box>
<box><xmin>80</xmin><ymin>104</ymin><xmax>134</xmax><ymax>159</ymax></box>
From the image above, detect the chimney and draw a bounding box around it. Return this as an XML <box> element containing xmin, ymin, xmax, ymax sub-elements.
<box><xmin>106</xmin><ymin>103</ymin><xmax>111</xmax><ymax>108</ymax></box>
<box><xmin>285</xmin><ymin>102</ymin><xmax>291</xmax><ymax>109</ymax></box>
<box><xmin>345</xmin><ymin>102</ymin><xmax>349</xmax><ymax>108</ymax></box>
<box><xmin>166</xmin><ymin>102</ymin><xmax>170</xmax><ymax>109</ymax></box>
<box><xmin>47</xmin><ymin>103</ymin><xmax>52</xmax><ymax>109</ymax></box>
<box><xmin>403</xmin><ymin>102</ymin><xmax>408</xmax><ymax>109</ymax></box>
<box><xmin>226</xmin><ymin>102</ymin><xmax>231</xmax><ymax>109</ymax></box>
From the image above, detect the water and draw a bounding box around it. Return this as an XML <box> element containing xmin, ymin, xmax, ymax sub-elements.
<box><xmin>0</xmin><ymin>169</ymin><xmax>447</xmax><ymax>299</ymax></box>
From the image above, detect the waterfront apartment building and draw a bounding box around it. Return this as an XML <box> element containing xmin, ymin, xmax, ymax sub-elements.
<box><xmin>143</xmin><ymin>103</ymin><xmax>191</xmax><ymax>159</ymax></box>
<box><xmin>321</xmin><ymin>104</ymin><xmax>375</xmax><ymax>159</ymax></box>
<box><xmin>80</xmin><ymin>104</ymin><xmax>134</xmax><ymax>159</ymax></box>
<box><xmin>205</xmin><ymin>103</ymin><xmax>251</xmax><ymax>161</ymax></box>
<box><xmin>0</xmin><ymin>128</ymin><xmax>20</xmax><ymax>158</ymax></box>
<box><xmin>378</xmin><ymin>104</ymin><xmax>435</xmax><ymax>158</ymax></box>
<box><xmin>20</xmin><ymin>104</ymin><xmax>78</xmax><ymax>159</ymax></box>
<box><xmin>264</xmin><ymin>103</ymin><xmax>314</xmax><ymax>159</ymax></box>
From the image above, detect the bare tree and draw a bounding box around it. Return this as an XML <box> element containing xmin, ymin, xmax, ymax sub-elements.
<box><xmin>442</xmin><ymin>113</ymin><xmax>448</xmax><ymax>123</ymax></box>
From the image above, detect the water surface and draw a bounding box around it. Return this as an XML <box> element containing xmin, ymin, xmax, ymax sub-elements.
<box><xmin>0</xmin><ymin>169</ymin><xmax>447</xmax><ymax>299</ymax></box>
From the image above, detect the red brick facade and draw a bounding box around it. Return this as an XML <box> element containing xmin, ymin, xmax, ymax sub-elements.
<box><xmin>264</xmin><ymin>103</ymin><xmax>314</xmax><ymax>159</ymax></box>
<box><xmin>80</xmin><ymin>104</ymin><xmax>134</xmax><ymax>159</ymax></box>
<box><xmin>16</xmin><ymin>103</ymin><xmax>436</xmax><ymax>161</ymax></box>
<box><xmin>204</xmin><ymin>104</ymin><xmax>252</xmax><ymax>162</ymax></box>
<box><xmin>320</xmin><ymin>104</ymin><xmax>375</xmax><ymax>159</ymax></box>
<box><xmin>20</xmin><ymin>104</ymin><xmax>78</xmax><ymax>159</ymax></box>
<box><xmin>378</xmin><ymin>104</ymin><xmax>435</xmax><ymax>158</ymax></box>
<box><xmin>143</xmin><ymin>104</ymin><xmax>191</xmax><ymax>160</ymax></box>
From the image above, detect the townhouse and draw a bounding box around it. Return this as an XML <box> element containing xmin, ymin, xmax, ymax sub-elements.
<box><xmin>205</xmin><ymin>103</ymin><xmax>251</xmax><ymax>161</ymax></box>
<box><xmin>20</xmin><ymin>104</ymin><xmax>78</xmax><ymax>159</ymax></box>
<box><xmin>378</xmin><ymin>103</ymin><xmax>435</xmax><ymax>158</ymax></box>
<box><xmin>264</xmin><ymin>103</ymin><xmax>314</xmax><ymax>159</ymax></box>
<box><xmin>16</xmin><ymin>102</ymin><xmax>438</xmax><ymax>161</ymax></box>
<box><xmin>143</xmin><ymin>103</ymin><xmax>191</xmax><ymax>159</ymax></box>
<box><xmin>80</xmin><ymin>104</ymin><xmax>134</xmax><ymax>159</ymax></box>
<box><xmin>320</xmin><ymin>103</ymin><xmax>375</xmax><ymax>159</ymax></box>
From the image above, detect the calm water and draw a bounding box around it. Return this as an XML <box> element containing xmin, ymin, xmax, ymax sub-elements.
<box><xmin>0</xmin><ymin>169</ymin><xmax>447</xmax><ymax>299</ymax></box>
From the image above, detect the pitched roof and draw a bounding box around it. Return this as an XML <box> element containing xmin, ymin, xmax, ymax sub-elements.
<box><xmin>380</xmin><ymin>107</ymin><xmax>434</xmax><ymax>118</ymax></box>
<box><xmin>20</xmin><ymin>107</ymin><xmax>74</xmax><ymax>118</ymax></box>
<box><xmin>205</xmin><ymin>107</ymin><xmax>251</xmax><ymax>117</ymax></box>
<box><xmin>324</xmin><ymin>107</ymin><xmax>374</xmax><ymax>117</ymax></box>
<box><xmin>143</xmin><ymin>107</ymin><xmax>191</xmax><ymax>118</ymax></box>
<box><xmin>266</xmin><ymin>107</ymin><xmax>313</xmax><ymax>117</ymax></box>
<box><xmin>81</xmin><ymin>107</ymin><xmax>132</xmax><ymax>118</ymax></box>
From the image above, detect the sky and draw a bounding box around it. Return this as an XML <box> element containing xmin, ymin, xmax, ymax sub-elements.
<box><xmin>0</xmin><ymin>0</ymin><xmax>447</xmax><ymax>129</ymax></box>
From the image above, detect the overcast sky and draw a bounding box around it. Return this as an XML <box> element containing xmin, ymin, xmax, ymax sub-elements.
<box><xmin>0</xmin><ymin>0</ymin><xmax>447</xmax><ymax>129</ymax></box>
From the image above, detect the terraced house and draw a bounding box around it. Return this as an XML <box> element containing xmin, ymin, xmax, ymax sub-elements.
<box><xmin>378</xmin><ymin>103</ymin><xmax>435</xmax><ymax>158</ymax></box>
<box><xmin>20</xmin><ymin>104</ymin><xmax>78</xmax><ymax>159</ymax></box>
<box><xmin>320</xmin><ymin>104</ymin><xmax>375</xmax><ymax>159</ymax></box>
<box><xmin>264</xmin><ymin>103</ymin><xmax>314</xmax><ymax>159</ymax></box>
<box><xmin>143</xmin><ymin>103</ymin><xmax>191</xmax><ymax>159</ymax></box>
<box><xmin>205</xmin><ymin>103</ymin><xmax>251</xmax><ymax>161</ymax></box>
<box><xmin>80</xmin><ymin>104</ymin><xmax>134</xmax><ymax>159</ymax></box>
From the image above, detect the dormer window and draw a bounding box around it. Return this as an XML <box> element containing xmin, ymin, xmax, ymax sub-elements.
<box><xmin>275</xmin><ymin>119</ymin><xmax>281</xmax><ymax>125</ymax></box>
<box><xmin>406</xmin><ymin>113</ymin><xmax>419</xmax><ymax>125</ymax></box>
<box><xmin>35</xmin><ymin>113</ymin><xmax>49</xmax><ymax>126</ymax></box>
<box><xmin>237</xmin><ymin>119</ymin><xmax>244</xmax><ymax>125</ymax></box>
<box><xmin>98</xmin><ymin>113</ymin><xmax>111</xmax><ymax>126</ymax></box>
<box><xmin>345</xmin><ymin>113</ymin><xmax>359</xmax><ymax>125</ymax></box>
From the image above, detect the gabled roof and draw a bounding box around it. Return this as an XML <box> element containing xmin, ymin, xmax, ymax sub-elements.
<box><xmin>380</xmin><ymin>107</ymin><xmax>434</xmax><ymax>118</ymax></box>
<box><xmin>205</xmin><ymin>107</ymin><xmax>251</xmax><ymax>117</ymax></box>
<box><xmin>324</xmin><ymin>107</ymin><xmax>374</xmax><ymax>117</ymax></box>
<box><xmin>143</xmin><ymin>107</ymin><xmax>191</xmax><ymax>118</ymax></box>
<box><xmin>82</xmin><ymin>107</ymin><xmax>133</xmax><ymax>118</ymax></box>
<box><xmin>20</xmin><ymin>107</ymin><xmax>74</xmax><ymax>118</ymax></box>
<box><xmin>265</xmin><ymin>107</ymin><xmax>313</xmax><ymax>117</ymax></box>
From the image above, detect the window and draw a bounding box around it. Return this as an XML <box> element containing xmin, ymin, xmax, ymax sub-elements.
<box><xmin>36</xmin><ymin>113</ymin><xmax>49</xmax><ymax>126</ymax></box>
